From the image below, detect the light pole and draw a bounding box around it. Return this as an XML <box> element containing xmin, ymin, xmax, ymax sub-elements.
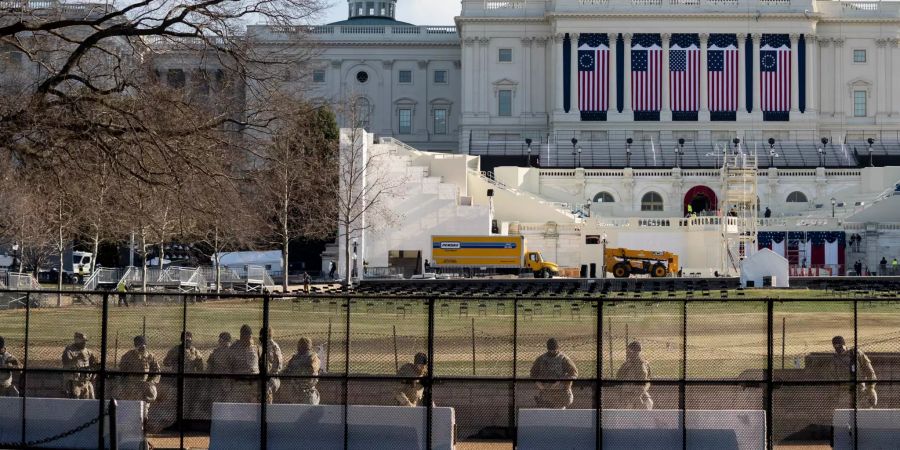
<box><xmin>625</xmin><ymin>138</ymin><xmax>633</xmax><ymax>167</ymax></box>
<box><xmin>571</xmin><ymin>137</ymin><xmax>578</xmax><ymax>168</ymax></box>
<box><xmin>831</xmin><ymin>197</ymin><xmax>837</xmax><ymax>218</ymax></box>
<box><xmin>577</xmin><ymin>146</ymin><xmax>583</xmax><ymax>167</ymax></box>
<box><xmin>676</xmin><ymin>138</ymin><xmax>685</xmax><ymax>168</ymax></box>
<box><xmin>600</xmin><ymin>234</ymin><xmax>608</xmax><ymax>279</ymax></box>
<box><xmin>525</xmin><ymin>138</ymin><xmax>533</xmax><ymax>167</ymax></box>
<box><xmin>819</xmin><ymin>137</ymin><xmax>829</xmax><ymax>167</ymax></box>
<box><xmin>868</xmin><ymin>138</ymin><xmax>875</xmax><ymax>167</ymax></box>
<box><xmin>768</xmin><ymin>138</ymin><xmax>776</xmax><ymax>167</ymax></box>
<box><xmin>732</xmin><ymin>138</ymin><xmax>741</xmax><ymax>154</ymax></box>
<box><xmin>10</xmin><ymin>243</ymin><xmax>18</xmax><ymax>272</ymax></box>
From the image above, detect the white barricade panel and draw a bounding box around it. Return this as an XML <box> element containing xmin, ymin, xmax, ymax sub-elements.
<box><xmin>16</xmin><ymin>398</ymin><xmax>144</xmax><ymax>450</ymax></box>
<box><xmin>211</xmin><ymin>403</ymin><xmax>455</xmax><ymax>450</ymax></box>
<box><xmin>517</xmin><ymin>409</ymin><xmax>765</xmax><ymax>450</ymax></box>
<box><xmin>0</xmin><ymin>397</ymin><xmax>24</xmax><ymax>445</ymax></box>
<box><xmin>347</xmin><ymin>405</ymin><xmax>454</xmax><ymax>450</ymax></box>
<box><xmin>833</xmin><ymin>409</ymin><xmax>900</xmax><ymax>450</ymax></box>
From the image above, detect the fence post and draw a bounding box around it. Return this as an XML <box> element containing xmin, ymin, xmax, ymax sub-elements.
<box><xmin>510</xmin><ymin>298</ymin><xmax>518</xmax><ymax>448</ymax></box>
<box><xmin>426</xmin><ymin>297</ymin><xmax>435</xmax><ymax>450</ymax></box>
<box><xmin>853</xmin><ymin>298</ymin><xmax>859</xmax><ymax>450</ymax></box>
<box><xmin>260</xmin><ymin>292</ymin><xmax>270</xmax><ymax>450</ymax></box>
<box><xmin>343</xmin><ymin>295</ymin><xmax>351</xmax><ymax>450</ymax></box>
<box><xmin>178</xmin><ymin>294</ymin><xmax>188</xmax><ymax>450</ymax></box>
<box><xmin>108</xmin><ymin>399</ymin><xmax>118</xmax><ymax>450</ymax></box>
<box><xmin>98</xmin><ymin>292</ymin><xmax>109</xmax><ymax>450</ymax></box>
<box><xmin>766</xmin><ymin>299</ymin><xmax>774</xmax><ymax>450</ymax></box>
<box><xmin>21</xmin><ymin>292</ymin><xmax>30</xmax><ymax>446</ymax></box>
<box><xmin>596</xmin><ymin>298</ymin><xmax>603</xmax><ymax>449</ymax></box>
<box><xmin>680</xmin><ymin>299</ymin><xmax>687</xmax><ymax>450</ymax></box>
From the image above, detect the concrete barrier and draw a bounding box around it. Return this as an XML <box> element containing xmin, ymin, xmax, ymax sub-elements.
<box><xmin>0</xmin><ymin>397</ymin><xmax>145</xmax><ymax>450</ymax></box>
<box><xmin>517</xmin><ymin>409</ymin><xmax>765</xmax><ymax>450</ymax></box>
<box><xmin>833</xmin><ymin>409</ymin><xmax>900</xmax><ymax>449</ymax></box>
<box><xmin>210</xmin><ymin>403</ymin><xmax>455</xmax><ymax>450</ymax></box>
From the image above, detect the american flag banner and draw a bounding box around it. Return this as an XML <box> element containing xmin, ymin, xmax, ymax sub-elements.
<box><xmin>578</xmin><ymin>33</ymin><xmax>610</xmax><ymax>117</ymax></box>
<box><xmin>669</xmin><ymin>34</ymin><xmax>700</xmax><ymax>113</ymax></box>
<box><xmin>760</xmin><ymin>34</ymin><xmax>791</xmax><ymax>113</ymax></box>
<box><xmin>708</xmin><ymin>34</ymin><xmax>739</xmax><ymax>112</ymax></box>
<box><xmin>631</xmin><ymin>33</ymin><xmax>662</xmax><ymax>113</ymax></box>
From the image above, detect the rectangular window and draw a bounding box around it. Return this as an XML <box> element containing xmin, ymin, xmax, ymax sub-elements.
<box><xmin>498</xmin><ymin>48</ymin><xmax>513</xmax><ymax>63</ymax></box>
<box><xmin>313</xmin><ymin>69</ymin><xmax>326</xmax><ymax>83</ymax></box>
<box><xmin>498</xmin><ymin>90</ymin><xmax>512</xmax><ymax>116</ymax></box>
<box><xmin>853</xmin><ymin>49</ymin><xmax>867</xmax><ymax>63</ymax></box>
<box><xmin>399</xmin><ymin>109</ymin><xmax>412</xmax><ymax>134</ymax></box>
<box><xmin>167</xmin><ymin>69</ymin><xmax>185</xmax><ymax>88</ymax></box>
<box><xmin>854</xmin><ymin>90</ymin><xmax>867</xmax><ymax>117</ymax></box>
<box><xmin>434</xmin><ymin>109</ymin><xmax>447</xmax><ymax>135</ymax></box>
<box><xmin>398</xmin><ymin>70</ymin><xmax>412</xmax><ymax>84</ymax></box>
<box><xmin>433</xmin><ymin>70</ymin><xmax>448</xmax><ymax>84</ymax></box>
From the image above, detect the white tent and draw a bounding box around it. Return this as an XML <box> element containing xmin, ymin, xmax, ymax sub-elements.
<box><xmin>215</xmin><ymin>251</ymin><xmax>283</xmax><ymax>272</ymax></box>
<box><xmin>740</xmin><ymin>249</ymin><xmax>789</xmax><ymax>288</ymax></box>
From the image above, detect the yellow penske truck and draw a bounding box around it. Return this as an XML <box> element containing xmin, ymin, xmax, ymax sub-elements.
<box><xmin>431</xmin><ymin>235</ymin><xmax>560</xmax><ymax>278</ymax></box>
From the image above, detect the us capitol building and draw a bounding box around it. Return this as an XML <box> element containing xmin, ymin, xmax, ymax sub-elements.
<box><xmin>7</xmin><ymin>0</ymin><xmax>900</xmax><ymax>276</ymax></box>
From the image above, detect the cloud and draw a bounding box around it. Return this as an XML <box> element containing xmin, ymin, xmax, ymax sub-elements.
<box><xmin>319</xmin><ymin>0</ymin><xmax>459</xmax><ymax>25</ymax></box>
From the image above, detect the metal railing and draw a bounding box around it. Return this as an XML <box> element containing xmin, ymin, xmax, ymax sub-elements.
<box><xmin>2</xmin><ymin>288</ymin><xmax>900</xmax><ymax>449</ymax></box>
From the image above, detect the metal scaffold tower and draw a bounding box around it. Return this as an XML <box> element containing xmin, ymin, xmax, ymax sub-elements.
<box><xmin>720</xmin><ymin>144</ymin><xmax>759</xmax><ymax>276</ymax></box>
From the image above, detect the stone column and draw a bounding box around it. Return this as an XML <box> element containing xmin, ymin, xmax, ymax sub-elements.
<box><xmin>877</xmin><ymin>39</ymin><xmax>888</xmax><ymax>117</ymax></box>
<box><xmin>522</xmin><ymin>37</ymin><xmax>532</xmax><ymax>115</ymax></box>
<box><xmin>806</xmin><ymin>35</ymin><xmax>818</xmax><ymax>114</ymax></box>
<box><xmin>790</xmin><ymin>33</ymin><xmax>800</xmax><ymax>115</ymax></box>
<box><xmin>833</xmin><ymin>38</ymin><xmax>844</xmax><ymax>118</ymax></box>
<box><xmin>463</xmin><ymin>38</ymin><xmax>476</xmax><ymax>116</ymax></box>
<box><xmin>819</xmin><ymin>38</ymin><xmax>833</xmax><ymax>116</ymax></box>
<box><xmin>480</xmin><ymin>38</ymin><xmax>490</xmax><ymax>115</ymax></box>
<box><xmin>737</xmin><ymin>33</ymin><xmax>747</xmax><ymax>116</ymax></box>
<box><xmin>891</xmin><ymin>39</ymin><xmax>899</xmax><ymax>118</ymax></box>
<box><xmin>699</xmin><ymin>33</ymin><xmax>710</xmax><ymax>121</ymax></box>
<box><xmin>661</xmin><ymin>33</ymin><xmax>671</xmax><ymax>121</ymax></box>
<box><xmin>752</xmin><ymin>33</ymin><xmax>762</xmax><ymax>117</ymax></box>
<box><xmin>623</xmin><ymin>33</ymin><xmax>633</xmax><ymax>114</ymax></box>
<box><xmin>609</xmin><ymin>33</ymin><xmax>619</xmax><ymax>115</ymax></box>
<box><xmin>571</xmin><ymin>33</ymin><xmax>580</xmax><ymax>116</ymax></box>
<box><xmin>553</xmin><ymin>34</ymin><xmax>565</xmax><ymax>114</ymax></box>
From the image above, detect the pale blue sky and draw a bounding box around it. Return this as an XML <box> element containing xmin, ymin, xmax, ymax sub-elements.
<box><xmin>318</xmin><ymin>0</ymin><xmax>460</xmax><ymax>25</ymax></box>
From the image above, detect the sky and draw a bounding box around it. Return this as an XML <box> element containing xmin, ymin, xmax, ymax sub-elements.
<box><xmin>317</xmin><ymin>0</ymin><xmax>460</xmax><ymax>25</ymax></box>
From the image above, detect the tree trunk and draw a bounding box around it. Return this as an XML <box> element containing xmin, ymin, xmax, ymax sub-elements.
<box><xmin>57</xmin><ymin>245</ymin><xmax>63</xmax><ymax>307</ymax></box>
<box><xmin>344</xmin><ymin>230</ymin><xmax>353</xmax><ymax>288</ymax></box>
<box><xmin>282</xmin><ymin>238</ymin><xmax>289</xmax><ymax>293</ymax></box>
<box><xmin>158</xmin><ymin>242</ymin><xmax>164</xmax><ymax>270</ymax></box>
<box><xmin>141</xmin><ymin>236</ymin><xmax>148</xmax><ymax>304</ymax></box>
<box><xmin>91</xmin><ymin>232</ymin><xmax>100</xmax><ymax>274</ymax></box>
<box><xmin>214</xmin><ymin>230</ymin><xmax>221</xmax><ymax>294</ymax></box>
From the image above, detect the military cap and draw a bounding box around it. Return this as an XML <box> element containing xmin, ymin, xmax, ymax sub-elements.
<box><xmin>414</xmin><ymin>352</ymin><xmax>428</xmax><ymax>365</ymax></box>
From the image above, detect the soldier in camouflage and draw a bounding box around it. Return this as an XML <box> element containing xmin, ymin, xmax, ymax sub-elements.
<box><xmin>162</xmin><ymin>331</ymin><xmax>205</xmax><ymax>422</ymax></box>
<box><xmin>117</xmin><ymin>335</ymin><xmax>160</xmax><ymax>418</ymax></box>
<box><xmin>530</xmin><ymin>338</ymin><xmax>579</xmax><ymax>409</ymax></box>
<box><xmin>831</xmin><ymin>336</ymin><xmax>877</xmax><ymax>408</ymax></box>
<box><xmin>615</xmin><ymin>341</ymin><xmax>653</xmax><ymax>410</ymax></box>
<box><xmin>284</xmin><ymin>337</ymin><xmax>321</xmax><ymax>405</ymax></box>
<box><xmin>228</xmin><ymin>325</ymin><xmax>260</xmax><ymax>403</ymax></box>
<box><xmin>259</xmin><ymin>327</ymin><xmax>283</xmax><ymax>404</ymax></box>
<box><xmin>395</xmin><ymin>352</ymin><xmax>428</xmax><ymax>406</ymax></box>
<box><xmin>206</xmin><ymin>332</ymin><xmax>232</xmax><ymax>405</ymax></box>
<box><xmin>0</xmin><ymin>336</ymin><xmax>21</xmax><ymax>397</ymax></box>
<box><xmin>61</xmin><ymin>332</ymin><xmax>99</xmax><ymax>399</ymax></box>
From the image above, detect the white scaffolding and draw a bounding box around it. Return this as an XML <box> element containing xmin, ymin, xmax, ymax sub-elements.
<box><xmin>720</xmin><ymin>146</ymin><xmax>759</xmax><ymax>276</ymax></box>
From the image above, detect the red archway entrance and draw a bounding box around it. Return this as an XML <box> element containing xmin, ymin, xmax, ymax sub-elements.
<box><xmin>684</xmin><ymin>185</ymin><xmax>718</xmax><ymax>216</ymax></box>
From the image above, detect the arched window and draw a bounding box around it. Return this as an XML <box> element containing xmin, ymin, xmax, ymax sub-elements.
<box><xmin>593</xmin><ymin>192</ymin><xmax>615</xmax><ymax>203</ymax></box>
<box><xmin>786</xmin><ymin>191</ymin><xmax>808</xmax><ymax>203</ymax></box>
<box><xmin>641</xmin><ymin>192</ymin><xmax>664</xmax><ymax>211</ymax></box>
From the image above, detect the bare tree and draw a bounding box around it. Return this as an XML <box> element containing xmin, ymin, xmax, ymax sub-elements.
<box><xmin>336</xmin><ymin>97</ymin><xmax>406</xmax><ymax>287</ymax></box>
<box><xmin>252</xmin><ymin>98</ymin><xmax>338</xmax><ymax>291</ymax></box>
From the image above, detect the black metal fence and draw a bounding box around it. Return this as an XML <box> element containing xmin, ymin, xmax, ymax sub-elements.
<box><xmin>1</xmin><ymin>289</ymin><xmax>899</xmax><ymax>449</ymax></box>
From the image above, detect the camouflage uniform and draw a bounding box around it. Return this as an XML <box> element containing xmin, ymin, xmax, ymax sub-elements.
<box><xmin>206</xmin><ymin>341</ymin><xmax>232</xmax><ymax>405</ymax></box>
<box><xmin>395</xmin><ymin>363</ymin><xmax>426</xmax><ymax>406</ymax></box>
<box><xmin>530</xmin><ymin>351</ymin><xmax>578</xmax><ymax>409</ymax></box>
<box><xmin>261</xmin><ymin>339</ymin><xmax>283</xmax><ymax>404</ymax></box>
<box><xmin>228</xmin><ymin>338</ymin><xmax>261</xmax><ymax>403</ymax></box>
<box><xmin>0</xmin><ymin>349</ymin><xmax>20</xmax><ymax>397</ymax></box>
<box><xmin>615</xmin><ymin>356</ymin><xmax>653</xmax><ymax>410</ymax></box>
<box><xmin>61</xmin><ymin>342</ymin><xmax>99</xmax><ymax>399</ymax></box>
<box><xmin>163</xmin><ymin>343</ymin><xmax>205</xmax><ymax>420</ymax></box>
<box><xmin>117</xmin><ymin>347</ymin><xmax>161</xmax><ymax>417</ymax></box>
<box><xmin>831</xmin><ymin>348</ymin><xmax>877</xmax><ymax>408</ymax></box>
<box><xmin>285</xmin><ymin>351</ymin><xmax>321</xmax><ymax>405</ymax></box>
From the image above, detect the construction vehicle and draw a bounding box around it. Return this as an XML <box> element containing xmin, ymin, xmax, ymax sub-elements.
<box><xmin>431</xmin><ymin>235</ymin><xmax>560</xmax><ymax>278</ymax></box>
<box><xmin>604</xmin><ymin>247</ymin><xmax>679</xmax><ymax>278</ymax></box>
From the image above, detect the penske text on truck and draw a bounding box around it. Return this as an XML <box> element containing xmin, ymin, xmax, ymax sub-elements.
<box><xmin>431</xmin><ymin>235</ymin><xmax>559</xmax><ymax>278</ymax></box>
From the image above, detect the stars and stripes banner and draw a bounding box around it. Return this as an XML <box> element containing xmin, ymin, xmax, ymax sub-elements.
<box><xmin>669</xmin><ymin>34</ymin><xmax>699</xmax><ymax>115</ymax></box>
<box><xmin>632</xmin><ymin>33</ymin><xmax>662</xmax><ymax>120</ymax></box>
<box><xmin>578</xmin><ymin>33</ymin><xmax>610</xmax><ymax>121</ymax></box>
<box><xmin>708</xmin><ymin>33</ymin><xmax>739</xmax><ymax>119</ymax></box>
<box><xmin>669</xmin><ymin>34</ymin><xmax>699</xmax><ymax>121</ymax></box>
<box><xmin>761</xmin><ymin>33</ymin><xmax>791</xmax><ymax>120</ymax></box>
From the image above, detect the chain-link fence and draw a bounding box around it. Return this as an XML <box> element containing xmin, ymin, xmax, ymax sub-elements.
<box><xmin>1</xmin><ymin>290</ymin><xmax>900</xmax><ymax>449</ymax></box>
